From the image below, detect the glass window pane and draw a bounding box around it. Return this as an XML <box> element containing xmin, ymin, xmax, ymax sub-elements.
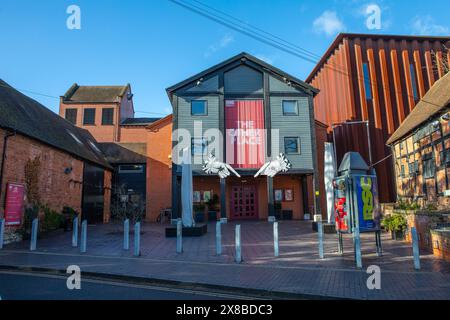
<box><xmin>284</xmin><ymin>137</ymin><xmax>300</xmax><ymax>154</ymax></box>
<box><xmin>191</xmin><ymin>100</ymin><xmax>207</xmax><ymax>115</ymax></box>
<box><xmin>65</xmin><ymin>109</ymin><xmax>77</xmax><ymax>125</ymax></box>
<box><xmin>282</xmin><ymin>100</ymin><xmax>298</xmax><ymax>115</ymax></box>
<box><xmin>102</xmin><ymin>108</ymin><xmax>114</xmax><ymax>125</ymax></box>
<box><xmin>363</xmin><ymin>63</ymin><xmax>372</xmax><ymax>100</ymax></box>
<box><xmin>83</xmin><ymin>108</ymin><xmax>96</xmax><ymax>125</ymax></box>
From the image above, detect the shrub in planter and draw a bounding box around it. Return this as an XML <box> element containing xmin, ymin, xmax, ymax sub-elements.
<box><xmin>20</xmin><ymin>204</ymin><xmax>40</xmax><ymax>239</ymax></box>
<box><xmin>41</xmin><ymin>205</ymin><xmax>64</xmax><ymax>232</ymax></box>
<box><xmin>382</xmin><ymin>213</ymin><xmax>407</xmax><ymax>240</ymax></box>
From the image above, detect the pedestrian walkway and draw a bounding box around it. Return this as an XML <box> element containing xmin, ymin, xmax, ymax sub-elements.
<box><xmin>1</xmin><ymin>221</ymin><xmax>449</xmax><ymax>299</ymax></box>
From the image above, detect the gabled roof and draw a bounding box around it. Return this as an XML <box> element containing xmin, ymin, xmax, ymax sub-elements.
<box><xmin>338</xmin><ymin>152</ymin><xmax>369</xmax><ymax>174</ymax></box>
<box><xmin>306</xmin><ymin>33</ymin><xmax>450</xmax><ymax>83</ymax></box>
<box><xmin>98</xmin><ymin>143</ymin><xmax>147</xmax><ymax>164</ymax></box>
<box><xmin>0</xmin><ymin>79</ymin><xmax>111</xmax><ymax>169</ymax></box>
<box><xmin>387</xmin><ymin>72</ymin><xmax>450</xmax><ymax>145</ymax></box>
<box><xmin>166</xmin><ymin>52</ymin><xmax>318</xmax><ymax>97</ymax></box>
<box><xmin>62</xmin><ymin>83</ymin><xmax>130</xmax><ymax>103</ymax></box>
<box><xmin>121</xmin><ymin>117</ymin><xmax>161</xmax><ymax>126</ymax></box>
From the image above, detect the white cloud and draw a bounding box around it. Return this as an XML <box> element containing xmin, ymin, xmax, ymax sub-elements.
<box><xmin>313</xmin><ymin>11</ymin><xmax>346</xmax><ymax>36</ymax></box>
<box><xmin>204</xmin><ymin>34</ymin><xmax>234</xmax><ymax>57</ymax></box>
<box><xmin>411</xmin><ymin>15</ymin><xmax>449</xmax><ymax>35</ymax></box>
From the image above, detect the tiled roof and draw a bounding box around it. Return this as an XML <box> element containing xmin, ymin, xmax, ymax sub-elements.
<box><xmin>0</xmin><ymin>79</ymin><xmax>111</xmax><ymax>169</ymax></box>
<box><xmin>387</xmin><ymin>72</ymin><xmax>450</xmax><ymax>145</ymax></box>
<box><xmin>62</xmin><ymin>83</ymin><xmax>130</xmax><ymax>103</ymax></box>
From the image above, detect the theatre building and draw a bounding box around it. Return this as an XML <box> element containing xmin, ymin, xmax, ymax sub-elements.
<box><xmin>167</xmin><ymin>53</ymin><xmax>327</xmax><ymax>221</ymax></box>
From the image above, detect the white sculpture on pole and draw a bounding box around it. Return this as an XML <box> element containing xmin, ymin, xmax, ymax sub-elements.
<box><xmin>324</xmin><ymin>142</ymin><xmax>337</xmax><ymax>224</ymax></box>
<box><xmin>202</xmin><ymin>154</ymin><xmax>241</xmax><ymax>178</ymax></box>
<box><xmin>254</xmin><ymin>153</ymin><xmax>291</xmax><ymax>178</ymax></box>
<box><xmin>181</xmin><ymin>148</ymin><xmax>194</xmax><ymax>227</ymax></box>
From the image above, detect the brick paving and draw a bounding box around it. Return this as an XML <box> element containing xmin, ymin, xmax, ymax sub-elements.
<box><xmin>1</xmin><ymin>221</ymin><xmax>450</xmax><ymax>299</ymax></box>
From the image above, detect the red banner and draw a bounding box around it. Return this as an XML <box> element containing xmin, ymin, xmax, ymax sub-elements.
<box><xmin>5</xmin><ymin>183</ymin><xmax>25</xmax><ymax>226</ymax></box>
<box><xmin>225</xmin><ymin>100</ymin><xmax>265</xmax><ymax>169</ymax></box>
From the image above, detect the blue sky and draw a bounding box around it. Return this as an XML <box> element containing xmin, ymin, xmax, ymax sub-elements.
<box><xmin>1</xmin><ymin>0</ymin><xmax>449</xmax><ymax>116</ymax></box>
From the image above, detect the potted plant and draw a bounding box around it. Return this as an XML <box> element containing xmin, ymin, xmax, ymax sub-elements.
<box><xmin>194</xmin><ymin>203</ymin><xmax>206</xmax><ymax>223</ymax></box>
<box><xmin>382</xmin><ymin>213</ymin><xmax>407</xmax><ymax>240</ymax></box>
<box><xmin>206</xmin><ymin>194</ymin><xmax>219</xmax><ymax>222</ymax></box>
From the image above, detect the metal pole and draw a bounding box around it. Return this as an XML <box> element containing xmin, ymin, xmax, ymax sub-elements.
<box><xmin>354</xmin><ymin>227</ymin><xmax>362</xmax><ymax>269</ymax></box>
<box><xmin>318</xmin><ymin>221</ymin><xmax>324</xmax><ymax>259</ymax></box>
<box><xmin>411</xmin><ymin>227</ymin><xmax>421</xmax><ymax>270</ymax></box>
<box><xmin>216</xmin><ymin>221</ymin><xmax>222</xmax><ymax>255</ymax></box>
<box><xmin>0</xmin><ymin>218</ymin><xmax>5</xmax><ymax>249</ymax></box>
<box><xmin>235</xmin><ymin>224</ymin><xmax>242</xmax><ymax>263</ymax></box>
<box><xmin>123</xmin><ymin>219</ymin><xmax>129</xmax><ymax>250</ymax></box>
<box><xmin>273</xmin><ymin>222</ymin><xmax>279</xmax><ymax>257</ymax></box>
<box><xmin>176</xmin><ymin>220</ymin><xmax>182</xmax><ymax>253</ymax></box>
<box><xmin>134</xmin><ymin>222</ymin><xmax>140</xmax><ymax>257</ymax></box>
<box><xmin>366</xmin><ymin>121</ymin><xmax>373</xmax><ymax>166</ymax></box>
<box><xmin>72</xmin><ymin>217</ymin><xmax>78</xmax><ymax>247</ymax></box>
<box><xmin>30</xmin><ymin>218</ymin><xmax>38</xmax><ymax>251</ymax></box>
<box><xmin>80</xmin><ymin>220</ymin><xmax>87</xmax><ymax>253</ymax></box>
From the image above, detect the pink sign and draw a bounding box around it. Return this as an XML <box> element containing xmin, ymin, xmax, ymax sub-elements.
<box><xmin>5</xmin><ymin>183</ymin><xmax>25</xmax><ymax>226</ymax></box>
<box><xmin>225</xmin><ymin>100</ymin><xmax>266</xmax><ymax>169</ymax></box>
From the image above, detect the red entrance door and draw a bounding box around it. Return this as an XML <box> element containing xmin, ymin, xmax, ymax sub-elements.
<box><xmin>231</xmin><ymin>185</ymin><xmax>258</xmax><ymax>219</ymax></box>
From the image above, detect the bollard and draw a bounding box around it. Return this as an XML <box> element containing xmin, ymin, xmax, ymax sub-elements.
<box><xmin>176</xmin><ymin>220</ymin><xmax>182</xmax><ymax>254</ymax></box>
<box><xmin>354</xmin><ymin>227</ymin><xmax>362</xmax><ymax>269</ymax></box>
<box><xmin>235</xmin><ymin>224</ymin><xmax>242</xmax><ymax>263</ymax></box>
<box><xmin>411</xmin><ymin>227</ymin><xmax>421</xmax><ymax>270</ymax></box>
<box><xmin>80</xmin><ymin>220</ymin><xmax>87</xmax><ymax>253</ymax></box>
<box><xmin>72</xmin><ymin>217</ymin><xmax>78</xmax><ymax>247</ymax></box>
<box><xmin>216</xmin><ymin>221</ymin><xmax>222</xmax><ymax>256</ymax></box>
<box><xmin>337</xmin><ymin>232</ymin><xmax>344</xmax><ymax>255</ymax></box>
<box><xmin>0</xmin><ymin>218</ymin><xmax>5</xmax><ymax>250</ymax></box>
<box><xmin>123</xmin><ymin>219</ymin><xmax>130</xmax><ymax>250</ymax></box>
<box><xmin>318</xmin><ymin>221</ymin><xmax>324</xmax><ymax>259</ymax></box>
<box><xmin>273</xmin><ymin>222</ymin><xmax>279</xmax><ymax>257</ymax></box>
<box><xmin>134</xmin><ymin>222</ymin><xmax>140</xmax><ymax>257</ymax></box>
<box><xmin>30</xmin><ymin>218</ymin><xmax>38</xmax><ymax>251</ymax></box>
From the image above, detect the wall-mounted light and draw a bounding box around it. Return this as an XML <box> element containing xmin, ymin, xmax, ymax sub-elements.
<box><xmin>441</xmin><ymin>113</ymin><xmax>450</xmax><ymax>122</ymax></box>
<box><xmin>64</xmin><ymin>167</ymin><xmax>73</xmax><ymax>174</ymax></box>
<box><xmin>196</xmin><ymin>78</ymin><xmax>204</xmax><ymax>86</ymax></box>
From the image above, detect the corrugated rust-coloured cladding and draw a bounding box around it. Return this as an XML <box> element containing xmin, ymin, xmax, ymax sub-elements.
<box><xmin>307</xmin><ymin>33</ymin><xmax>450</xmax><ymax>203</ymax></box>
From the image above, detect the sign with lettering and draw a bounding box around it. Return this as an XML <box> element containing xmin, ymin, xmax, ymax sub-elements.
<box><xmin>225</xmin><ymin>100</ymin><xmax>265</xmax><ymax>169</ymax></box>
<box><xmin>5</xmin><ymin>183</ymin><xmax>25</xmax><ymax>226</ymax></box>
<box><xmin>353</xmin><ymin>175</ymin><xmax>380</xmax><ymax>232</ymax></box>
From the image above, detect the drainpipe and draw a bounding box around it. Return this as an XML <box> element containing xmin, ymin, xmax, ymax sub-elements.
<box><xmin>0</xmin><ymin>130</ymin><xmax>16</xmax><ymax>215</ymax></box>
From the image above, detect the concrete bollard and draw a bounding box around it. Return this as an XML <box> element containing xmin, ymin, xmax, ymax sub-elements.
<box><xmin>216</xmin><ymin>221</ymin><xmax>222</xmax><ymax>256</ymax></box>
<box><xmin>235</xmin><ymin>224</ymin><xmax>242</xmax><ymax>263</ymax></box>
<box><xmin>411</xmin><ymin>227</ymin><xmax>421</xmax><ymax>270</ymax></box>
<box><xmin>134</xmin><ymin>222</ymin><xmax>140</xmax><ymax>257</ymax></box>
<box><xmin>123</xmin><ymin>219</ymin><xmax>130</xmax><ymax>250</ymax></box>
<box><xmin>72</xmin><ymin>217</ymin><xmax>78</xmax><ymax>247</ymax></box>
<box><xmin>176</xmin><ymin>220</ymin><xmax>182</xmax><ymax>254</ymax></box>
<box><xmin>273</xmin><ymin>222</ymin><xmax>279</xmax><ymax>257</ymax></box>
<box><xmin>30</xmin><ymin>218</ymin><xmax>38</xmax><ymax>251</ymax></box>
<box><xmin>353</xmin><ymin>227</ymin><xmax>362</xmax><ymax>269</ymax></box>
<box><xmin>80</xmin><ymin>220</ymin><xmax>87</xmax><ymax>253</ymax></box>
<box><xmin>318</xmin><ymin>221</ymin><xmax>324</xmax><ymax>259</ymax></box>
<box><xmin>0</xmin><ymin>218</ymin><xmax>5</xmax><ymax>250</ymax></box>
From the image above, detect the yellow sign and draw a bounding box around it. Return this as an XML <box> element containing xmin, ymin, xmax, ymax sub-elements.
<box><xmin>360</xmin><ymin>177</ymin><xmax>373</xmax><ymax>220</ymax></box>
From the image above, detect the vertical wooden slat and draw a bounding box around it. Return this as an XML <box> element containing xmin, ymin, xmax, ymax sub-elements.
<box><xmin>400</xmin><ymin>40</ymin><xmax>415</xmax><ymax>111</ymax></box>
<box><xmin>412</xmin><ymin>40</ymin><xmax>426</xmax><ymax>98</ymax></box>
<box><xmin>378</xmin><ymin>40</ymin><xmax>395</xmax><ymax>134</ymax></box>
<box><xmin>366</xmin><ymin>39</ymin><xmax>382</xmax><ymax>129</ymax></box>
<box><xmin>343</xmin><ymin>38</ymin><xmax>357</xmax><ymax>119</ymax></box>
<box><xmin>389</xmin><ymin>39</ymin><xmax>406</xmax><ymax>123</ymax></box>
<box><xmin>424</xmin><ymin>41</ymin><xmax>436</xmax><ymax>87</ymax></box>
<box><xmin>354</xmin><ymin>38</ymin><xmax>369</xmax><ymax>121</ymax></box>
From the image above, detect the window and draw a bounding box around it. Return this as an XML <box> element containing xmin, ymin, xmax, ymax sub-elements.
<box><xmin>65</xmin><ymin>109</ymin><xmax>77</xmax><ymax>125</ymax></box>
<box><xmin>83</xmin><ymin>108</ymin><xmax>96</xmax><ymax>125</ymax></box>
<box><xmin>410</xmin><ymin>64</ymin><xmax>419</xmax><ymax>101</ymax></box>
<box><xmin>423</xmin><ymin>154</ymin><xmax>435</xmax><ymax>179</ymax></box>
<box><xmin>440</xmin><ymin>149</ymin><xmax>450</xmax><ymax>165</ymax></box>
<box><xmin>102</xmin><ymin>108</ymin><xmax>114</xmax><ymax>125</ymax></box>
<box><xmin>191</xmin><ymin>100</ymin><xmax>207</xmax><ymax>116</ymax></box>
<box><xmin>362</xmin><ymin>63</ymin><xmax>372</xmax><ymax>100</ymax></box>
<box><xmin>191</xmin><ymin>137</ymin><xmax>207</xmax><ymax>156</ymax></box>
<box><xmin>284</xmin><ymin>137</ymin><xmax>300</xmax><ymax>154</ymax></box>
<box><xmin>400</xmin><ymin>165</ymin><xmax>405</xmax><ymax>177</ymax></box>
<box><xmin>119</xmin><ymin>165</ymin><xmax>144</xmax><ymax>173</ymax></box>
<box><xmin>282</xmin><ymin>100</ymin><xmax>298</xmax><ymax>115</ymax></box>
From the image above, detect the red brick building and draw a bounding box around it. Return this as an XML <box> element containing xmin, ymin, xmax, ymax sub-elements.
<box><xmin>0</xmin><ymin>79</ymin><xmax>112</xmax><ymax>241</ymax></box>
<box><xmin>306</xmin><ymin>33</ymin><xmax>450</xmax><ymax>203</ymax></box>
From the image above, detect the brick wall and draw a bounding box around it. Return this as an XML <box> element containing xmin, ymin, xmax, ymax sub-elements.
<box><xmin>103</xmin><ymin>169</ymin><xmax>112</xmax><ymax>223</ymax></box>
<box><xmin>0</xmin><ymin>128</ymin><xmax>84</xmax><ymax>225</ymax></box>
<box><xmin>431</xmin><ymin>231</ymin><xmax>450</xmax><ymax>262</ymax></box>
<box><xmin>146</xmin><ymin>116</ymin><xmax>173</xmax><ymax>222</ymax></box>
<box><xmin>119</xmin><ymin>126</ymin><xmax>148</xmax><ymax>143</ymax></box>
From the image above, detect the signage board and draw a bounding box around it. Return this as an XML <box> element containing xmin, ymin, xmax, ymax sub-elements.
<box><xmin>352</xmin><ymin>175</ymin><xmax>380</xmax><ymax>232</ymax></box>
<box><xmin>333</xmin><ymin>176</ymin><xmax>351</xmax><ymax>233</ymax></box>
<box><xmin>5</xmin><ymin>183</ymin><xmax>25</xmax><ymax>226</ymax></box>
